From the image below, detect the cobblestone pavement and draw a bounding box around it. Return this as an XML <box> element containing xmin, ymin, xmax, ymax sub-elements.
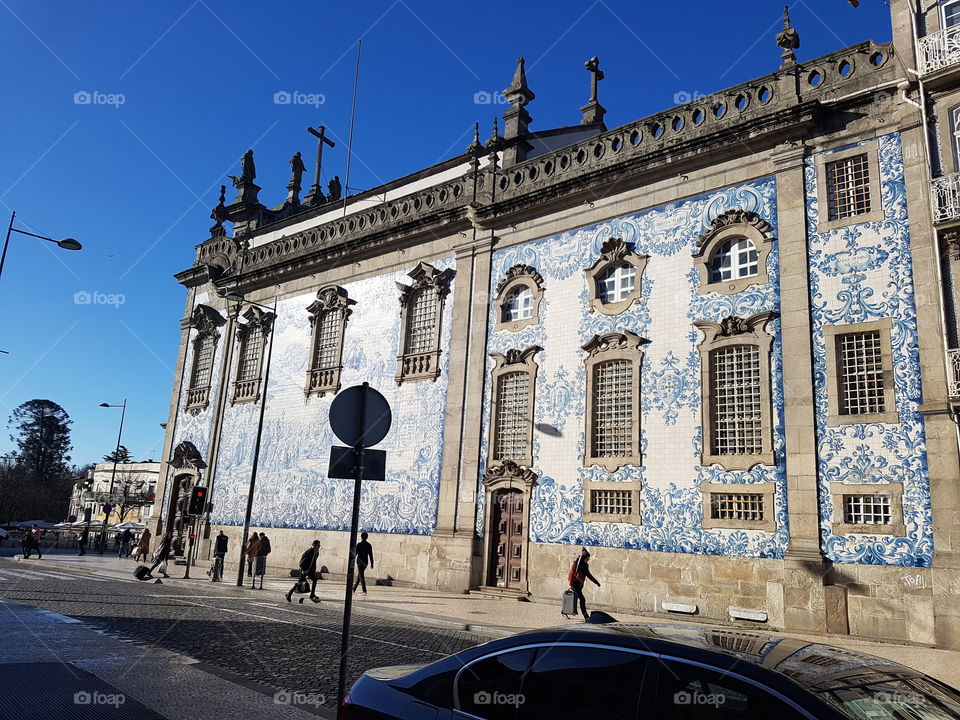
<box><xmin>0</xmin><ymin>561</ymin><xmax>491</xmax><ymax>713</ymax></box>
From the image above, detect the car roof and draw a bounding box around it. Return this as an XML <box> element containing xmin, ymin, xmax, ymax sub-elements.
<box><xmin>474</xmin><ymin>622</ymin><xmax>926</xmax><ymax>689</ymax></box>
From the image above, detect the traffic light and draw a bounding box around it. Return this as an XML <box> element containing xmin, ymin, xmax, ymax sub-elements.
<box><xmin>187</xmin><ymin>486</ymin><xmax>207</xmax><ymax>516</ymax></box>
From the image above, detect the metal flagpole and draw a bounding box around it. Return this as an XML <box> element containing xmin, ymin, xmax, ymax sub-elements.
<box><xmin>342</xmin><ymin>40</ymin><xmax>362</xmax><ymax>218</ymax></box>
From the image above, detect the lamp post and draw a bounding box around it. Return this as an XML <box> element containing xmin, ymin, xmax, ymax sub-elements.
<box><xmin>2</xmin><ymin>211</ymin><xmax>82</xmax><ymax>283</ymax></box>
<box><xmin>219</xmin><ymin>289</ymin><xmax>278</xmax><ymax>588</ymax></box>
<box><xmin>98</xmin><ymin>400</ymin><xmax>127</xmax><ymax>554</ymax></box>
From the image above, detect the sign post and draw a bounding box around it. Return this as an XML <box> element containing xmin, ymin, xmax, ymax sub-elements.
<box><xmin>328</xmin><ymin>382</ymin><xmax>391</xmax><ymax>712</ymax></box>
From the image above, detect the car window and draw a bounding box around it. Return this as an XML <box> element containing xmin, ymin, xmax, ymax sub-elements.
<box><xmin>815</xmin><ymin>674</ymin><xmax>960</xmax><ymax>719</ymax></box>
<box><xmin>657</xmin><ymin>659</ymin><xmax>808</xmax><ymax>720</ymax></box>
<box><xmin>518</xmin><ymin>645</ymin><xmax>651</xmax><ymax>720</ymax></box>
<box><xmin>455</xmin><ymin>648</ymin><xmax>535</xmax><ymax>720</ymax></box>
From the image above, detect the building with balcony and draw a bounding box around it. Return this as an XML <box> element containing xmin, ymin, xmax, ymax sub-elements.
<box><xmin>70</xmin><ymin>462</ymin><xmax>158</xmax><ymax>525</ymax></box>
<box><xmin>154</xmin><ymin>1</ymin><xmax>960</xmax><ymax>647</ymax></box>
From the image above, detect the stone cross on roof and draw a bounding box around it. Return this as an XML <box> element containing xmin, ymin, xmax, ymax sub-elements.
<box><xmin>776</xmin><ymin>5</ymin><xmax>800</xmax><ymax>67</ymax></box>
<box><xmin>580</xmin><ymin>55</ymin><xmax>607</xmax><ymax>127</ymax></box>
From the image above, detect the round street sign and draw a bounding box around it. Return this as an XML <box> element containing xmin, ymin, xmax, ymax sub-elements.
<box><xmin>102</xmin><ymin>504</ymin><xmax>112</xmax><ymax>515</ymax></box>
<box><xmin>329</xmin><ymin>383</ymin><xmax>392</xmax><ymax>448</ymax></box>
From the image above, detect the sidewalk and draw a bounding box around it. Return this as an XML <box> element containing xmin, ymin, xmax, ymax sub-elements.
<box><xmin>11</xmin><ymin>553</ymin><xmax>960</xmax><ymax>689</ymax></box>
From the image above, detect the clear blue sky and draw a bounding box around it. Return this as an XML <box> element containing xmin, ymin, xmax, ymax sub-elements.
<box><xmin>0</xmin><ymin>1</ymin><xmax>891</xmax><ymax>467</ymax></box>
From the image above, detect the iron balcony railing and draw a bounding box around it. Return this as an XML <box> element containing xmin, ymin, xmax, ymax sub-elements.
<box><xmin>919</xmin><ymin>25</ymin><xmax>960</xmax><ymax>76</ymax></box>
<box><xmin>948</xmin><ymin>349</ymin><xmax>960</xmax><ymax>399</ymax></box>
<box><xmin>932</xmin><ymin>173</ymin><xmax>960</xmax><ymax>223</ymax></box>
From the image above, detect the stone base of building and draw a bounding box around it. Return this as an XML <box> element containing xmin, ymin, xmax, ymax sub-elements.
<box><xmin>203</xmin><ymin>525</ymin><xmax>958</xmax><ymax>648</ymax></box>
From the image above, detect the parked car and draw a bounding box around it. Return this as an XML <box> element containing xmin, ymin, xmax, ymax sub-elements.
<box><xmin>341</xmin><ymin>621</ymin><xmax>960</xmax><ymax>719</ymax></box>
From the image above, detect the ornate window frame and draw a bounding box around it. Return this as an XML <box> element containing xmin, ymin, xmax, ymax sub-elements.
<box><xmin>816</xmin><ymin>140</ymin><xmax>884</xmax><ymax>231</ymax></box>
<box><xmin>694</xmin><ymin>311</ymin><xmax>775</xmax><ymax>470</ymax></box>
<box><xmin>585</xmin><ymin>238</ymin><xmax>649</xmax><ymax>316</ymax></box>
<box><xmin>494</xmin><ymin>264</ymin><xmax>544</xmax><ymax>332</ymax></box>
<box><xmin>488</xmin><ymin>346</ymin><xmax>541</xmax><ymax>468</ymax></box>
<box><xmin>700</xmin><ymin>482</ymin><xmax>776</xmax><ymax>531</ymax></box>
<box><xmin>582</xmin><ymin>479</ymin><xmax>642</xmax><ymax>525</ymax></box>
<box><xmin>583</xmin><ymin>331</ymin><xmax>645</xmax><ymax>471</ymax></box>
<box><xmin>305</xmin><ymin>285</ymin><xmax>354</xmax><ymax>397</ymax></box>
<box><xmin>693</xmin><ymin>209</ymin><xmax>774</xmax><ymax>296</ymax></box>
<box><xmin>824</xmin><ymin>318</ymin><xmax>898</xmax><ymax>426</ymax></box>
<box><xmin>231</xmin><ymin>306</ymin><xmax>274</xmax><ymax>405</ymax></box>
<box><xmin>185</xmin><ymin>304</ymin><xmax>224</xmax><ymax>415</ymax></box>
<box><xmin>829</xmin><ymin>481</ymin><xmax>905</xmax><ymax>536</ymax></box>
<box><xmin>395</xmin><ymin>262</ymin><xmax>454</xmax><ymax>384</ymax></box>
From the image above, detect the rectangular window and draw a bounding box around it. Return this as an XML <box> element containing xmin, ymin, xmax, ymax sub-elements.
<box><xmin>493</xmin><ymin>372</ymin><xmax>530</xmax><ymax>462</ymax></box>
<box><xmin>590</xmin><ymin>489</ymin><xmax>633</xmax><ymax>516</ymax></box>
<box><xmin>826</xmin><ymin>153</ymin><xmax>871</xmax><ymax>221</ymax></box>
<box><xmin>313</xmin><ymin>309</ymin><xmax>342</xmax><ymax>369</ymax></box>
<box><xmin>192</xmin><ymin>334</ymin><xmax>215</xmax><ymax>388</ymax></box>
<box><xmin>591</xmin><ymin>360</ymin><xmax>633</xmax><ymax>457</ymax></box>
<box><xmin>842</xmin><ymin>494</ymin><xmax>891</xmax><ymax>525</ymax></box>
<box><xmin>710</xmin><ymin>492</ymin><xmax>765</xmax><ymax>522</ymax></box>
<box><xmin>237</xmin><ymin>324</ymin><xmax>263</xmax><ymax>382</ymax></box>
<box><xmin>710</xmin><ymin>345</ymin><xmax>763</xmax><ymax>455</ymax></box>
<box><xmin>404</xmin><ymin>290</ymin><xmax>438</xmax><ymax>355</ymax></box>
<box><xmin>837</xmin><ymin>330</ymin><xmax>885</xmax><ymax>415</ymax></box>
<box><xmin>945</xmin><ymin>0</ymin><xmax>960</xmax><ymax>28</ymax></box>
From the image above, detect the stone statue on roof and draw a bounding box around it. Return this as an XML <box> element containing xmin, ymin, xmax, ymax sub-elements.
<box><xmin>240</xmin><ymin>149</ymin><xmax>256</xmax><ymax>182</ymax></box>
<box><xmin>328</xmin><ymin>175</ymin><xmax>342</xmax><ymax>202</ymax></box>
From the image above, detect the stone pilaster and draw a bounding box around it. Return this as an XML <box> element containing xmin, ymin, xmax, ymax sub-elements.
<box><xmin>772</xmin><ymin>143</ymin><xmax>829</xmax><ymax>633</ymax></box>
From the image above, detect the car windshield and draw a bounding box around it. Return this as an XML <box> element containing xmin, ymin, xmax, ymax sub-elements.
<box><xmin>815</xmin><ymin>672</ymin><xmax>960</xmax><ymax>719</ymax></box>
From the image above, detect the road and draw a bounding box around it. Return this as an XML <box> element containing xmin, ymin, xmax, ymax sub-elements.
<box><xmin>0</xmin><ymin>558</ymin><xmax>492</xmax><ymax>715</ymax></box>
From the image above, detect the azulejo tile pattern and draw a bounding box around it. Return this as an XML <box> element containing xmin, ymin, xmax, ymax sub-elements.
<box><xmin>479</xmin><ymin>178</ymin><xmax>790</xmax><ymax>559</ymax></box>
<box><xmin>805</xmin><ymin>133</ymin><xmax>933</xmax><ymax>567</ymax></box>
<box><xmin>174</xmin><ymin>261</ymin><xmax>456</xmax><ymax>535</ymax></box>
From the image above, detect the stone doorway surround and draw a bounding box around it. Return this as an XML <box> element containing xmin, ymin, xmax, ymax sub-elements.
<box><xmin>481</xmin><ymin>460</ymin><xmax>536</xmax><ymax>596</ymax></box>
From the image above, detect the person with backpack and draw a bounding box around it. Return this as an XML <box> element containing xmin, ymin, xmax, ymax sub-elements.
<box><xmin>286</xmin><ymin>540</ymin><xmax>321</xmax><ymax>603</ymax></box>
<box><xmin>568</xmin><ymin>548</ymin><xmax>601</xmax><ymax>621</ymax></box>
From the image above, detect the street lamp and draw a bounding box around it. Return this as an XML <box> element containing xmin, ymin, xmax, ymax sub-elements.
<box><xmin>218</xmin><ymin>288</ymin><xmax>278</xmax><ymax>587</ymax></box>
<box><xmin>97</xmin><ymin>400</ymin><xmax>127</xmax><ymax>554</ymax></box>
<box><xmin>2</xmin><ymin>211</ymin><xmax>82</xmax><ymax>283</ymax></box>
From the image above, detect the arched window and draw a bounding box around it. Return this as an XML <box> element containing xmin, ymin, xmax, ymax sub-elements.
<box><xmin>693</xmin><ymin>209</ymin><xmax>774</xmax><ymax>295</ymax></box>
<box><xmin>306</xmin><ymin>286</ymin><xmax>354</xmax><ymax>397</ymax></box>
<box><xmin>502</xmin><ymin>286</ymin><xmax>533</xmax><ymax>322</ymax></box>
<box><xmin>584</xmin><ymin>238</ymin><xmax>648</xmax><ymax>316</ymax></box>
<box><xmin>597</xmin><ymin>264</ymin><xmax>637</xmax><ymax>304</ymax></box>
<box><xmin>709</xmin><ymin>237</ymin><xmax>758</xmax><ymax>283</ymax></box>
<box><xmin>494</xmin><ymin>264</ymin><xmax>544</xmax><ymax>332</ymax></box>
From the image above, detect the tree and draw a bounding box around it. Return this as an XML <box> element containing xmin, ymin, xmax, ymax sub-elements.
<box><xmin>5</xmin><ymin>399</ymin><xmax>74</xmax><ymax>521</ymax></box>
<box><xmin>103</xmin><ymin>445</ymin><xmax>133</xmax><ymax>464</ymax></box>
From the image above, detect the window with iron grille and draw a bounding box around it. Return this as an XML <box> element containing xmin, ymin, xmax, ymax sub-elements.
<box><xmin>709</xmin><ymin>237</ymin><xmax>758</xmax><ymax>283</ymax></box>
<box><xmin>502</xmin><ymin>286</ymin><xmax>533</xmax><ymax>322</ymax></box>
<box><xmin>404</xmin><ymin>289</ymin><xmax>438</xmax><ymax>355</ymax></box>
<box><xmin>493</xmin><ymin>371</ymin><xmax>530</xmax><ymax>461</ymax></box>
<box><xmin>237</xmin><ymin>323</ymin><xmax>263</xmax><ymax>382</ymax></box>
<box><xmin>313</xmin><ymin>308</ymin><xmax>342</xmax><ymax>370</ymax></box>
<box><xmin>842</xmin><ymin>494</ymin><xmax>891</xmax><ymax>525</ymax></box>
<box><xmin>710</xmin><ymin>344</ymin><xmax>763</xmax><ymax>455</ymax></box>
<box><xmin>590</xmin><ymin>488</ymin><xmax>633</xmax><ymax>515</ymax></box>
<box><xmin>592</xmin><ymin>360</ymin><xmax>633</xmax><ymax>457</ymax></box>
<box><xmin>710</xmin><ymin>492</ymin><xmax>765</xmax><ymax>522</ymax></box>
<box><xmin>826</xmin><ymin>153</ymin><xmax>871</xmax><ymax>221</ymax></box>
<box><xmin>597</xmin><ymin>264</ymin><xmax>636</xmax><ymax>305</ymax></box>
<box><xmin>191</xmin><ymin>334</ymin><xmax>215</xmax><ymax>389</ymax></box>
<box><xmin>837</xmin><ymin>330</ymin><xmax>885</xmax><ymax>415</ymax></box>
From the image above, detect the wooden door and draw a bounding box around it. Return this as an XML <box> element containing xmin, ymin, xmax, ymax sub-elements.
<box><xmin>489</xmin><ymin>489</ymin><xmax>525</xmax><ymax>589</ymax></box>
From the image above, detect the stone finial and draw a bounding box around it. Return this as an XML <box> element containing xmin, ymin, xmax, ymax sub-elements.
<box><xmin>467</xmin><ymin>121</ymin><xmax>482</xmax><ymax>154</ymax></box>
<box><xmin>486</xmin><ymin>117</ymin><xmax>501</xmax><ymax>150</ymax></box>
<box><xmin>209</xmin><ymin>185</ymin><xmax>227</xmax><ymax>237</ymax></box>
<box><xmin>580</xmin><ymin>55</ymin><xmax>607</xmax><ymax>127</ymax></box>
<box><xmin>503</xmin><ymin>56</ymin><xmax>535</xmax><ymax>109</ymax></box>
<box><xmin>776</xmin><ymin>5</ymin><xmax>800</xmax><ymax>67</ymax></box>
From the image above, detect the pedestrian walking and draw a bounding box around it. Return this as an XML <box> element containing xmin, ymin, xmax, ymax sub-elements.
<box><xmin>252</xmin><ymin>532</ymin><xmax>270</xmax><ymax>589</ymax></box>
<box><xmin>29</xmin><ymin>525</ymin><xmax>43</xmax><ymax>559</ymax></box>
<box><xmin>133</xmin><ymin>527</ymin><xmax>151</xmax><ymax>562</ymax></box>
<box><xmin>148</xmin><ymin>534</ymin><xmax>172</xmax><ymax>578</ymax></box>
<box><xmin>245</xmin><ymin>532</ymin><xmax>260</xmax><ymax>577</ymax></box>
<box><xmin>568</xmin><ymin>548</ymin><xmax>601</xmax><ymax>621</ymax></box>
<box><xmin>77</xmin><ymin>526</ymin><xmax>89</xmax><ymax>556</ymax></box>
<box><xmin>20</xmin><ymin>532</ymin><xmax>32</xmax><ymax>559</ymax></box>
<box><xmin>209</xmin><ymin>531</ymin><xmax>228</xmax><ymax>582</ymax></box>
<box><xmin>286</xmin><ymin>540</ymin><xmax>321</xmax><ymax>603</ymax></box>
<box><xmin>118</xmin><ymin>528</ymin><xmax>133</xmax><ymax>558</ymax></box>
<box><xmin>353</xmin><ymin>532</ymin><xmax>374</xmax><ymax>596</ymax></box>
